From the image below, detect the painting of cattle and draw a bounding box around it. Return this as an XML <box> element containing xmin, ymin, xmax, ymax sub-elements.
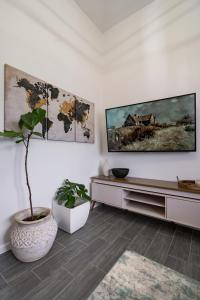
<box><xmin>106</xmin><ymin>94</ymin><xmax>196</xmax><ymax>152</ymax></box>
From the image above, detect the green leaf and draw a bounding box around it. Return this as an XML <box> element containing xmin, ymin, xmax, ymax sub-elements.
<box><xmin>20</xmin><ymin>113</ymin><xmax>34</xmax><ymax>130</ymax></box>
<box><xmin>0</xmin><ymin>131</ymin><xmax>23</xmax><ymax>138</ymax></box>
<box><xmin>20</xmin><ymin>108</ymin><xmax>46</xmax><ymax>131</ymax></box>
<box><xmin>16</xmin><ymin>139</ymin><xmax>24</xmax><ymax>143</ymax></box>
<box><xmin>33</xmin><ymin>108</ymin><xmax>46</xmax><ymax>123</ymax></box>
<box><xmin>55</xmin><ymin>179</ymin><xmax>91</xmax><ymax>208</ymax></box>
<box><xmin>18</xmin><ymin>119</ymin><xmax>23</xmax><ymax>130</ymax></box>
<box><xmin>65</xmin><ymin>194</ymin><xmax>76</xmax><ymax>208</ymax></box>
<box><xmin>32</xmin><ymin>132</ymin><xmax>43</xmax><ymax>137</ymax></box>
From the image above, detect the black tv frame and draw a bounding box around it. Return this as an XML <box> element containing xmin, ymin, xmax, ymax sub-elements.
<box><xmin>105</xmin><ymin>93</ymin><xmax>196</xmax><ymax>153</ymax></box>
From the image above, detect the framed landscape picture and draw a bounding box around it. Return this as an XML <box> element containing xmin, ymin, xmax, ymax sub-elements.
<box><xmin>106</xmin><ymin>93</ymin><xmax>196</xmax><ymax>152</ymax></box>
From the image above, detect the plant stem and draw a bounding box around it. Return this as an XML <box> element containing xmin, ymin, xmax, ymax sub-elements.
<box><xmin>25</xmin><ymin>133</ymin><xmax>33</xmax><ymax>220</ymax></box>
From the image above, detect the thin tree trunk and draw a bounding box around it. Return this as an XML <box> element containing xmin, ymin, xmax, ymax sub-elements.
<box><xmin>25</xmin><ymin>134</ymin><xmax>33</xmax><ymax>220</ymax></box>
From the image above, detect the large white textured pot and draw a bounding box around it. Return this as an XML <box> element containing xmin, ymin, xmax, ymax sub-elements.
<box><xmin>53</xmin><ymin>201</ymin><xmax>90</xmax><ymax>234</ymax></box>
<box><xmin>10</xmin><ymin>207</ymin><xmax>57</xmax><ymax>262</ymax></box>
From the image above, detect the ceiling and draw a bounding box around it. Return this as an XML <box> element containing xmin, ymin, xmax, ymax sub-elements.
<box><xmin>75</xmin><ymin>0</ymin><xmax>154</xmax><ymax>32</ymax></box>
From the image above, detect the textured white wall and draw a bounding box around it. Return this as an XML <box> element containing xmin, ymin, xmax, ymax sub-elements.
<box><xmin>0</xmin><ymin>0</ymin><xmax>103</xmax><ymax>253</ymax></box>
<box><xmin>102</xmin><ymin>0</ymin><xmax>200</xmax><ymax>181</ymax></box>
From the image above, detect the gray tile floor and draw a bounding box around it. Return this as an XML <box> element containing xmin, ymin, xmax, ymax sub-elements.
<box><xmin>0</xmin><ymin>204</ymin><xmax>200</xmax><ymax>300</ymax></box>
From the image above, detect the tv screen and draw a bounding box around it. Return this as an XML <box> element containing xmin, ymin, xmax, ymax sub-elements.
<box><xmin>106</xmin><ymin>93</ymin><xmax>196</xmax><ymax>152</ymax></box>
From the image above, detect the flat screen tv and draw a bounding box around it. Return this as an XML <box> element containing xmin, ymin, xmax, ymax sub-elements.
<box><xmin>106</xmin><ymin>93</ymin><xmax>196</xmax><ymax>152</ymax></box>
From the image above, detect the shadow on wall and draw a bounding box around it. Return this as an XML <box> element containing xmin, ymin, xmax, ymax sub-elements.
<box><xmin>14</xmin><ymin>144</ymin><xmax>27</xmax><ymax>211</ymax></box>
<box><xmin>0</xmin><ymin>142</ymin><xmax>26</xmax><ymax>209</ymax></box>
<box><xmin>3</xmin><ymin>214</ymin><xmax>15</xmax><ymax>249</ymax></box>
<box><xmin>105</xmin><ymin>0</ymin><xmax>200</xmax><ymax>71</ymax></box>
<box><xmin>40</xmin><ymin>0</ymin><xmax>102</xmax><ymax>55</ymax></box>
<box><xmin>0</xmin><ymin>141</ymin><xmax>26</xmax><ymax>248</ymax></box>
<box><xmin>6</xmin><ymin>0</ymin><xmax>101</xmax><ymax>68</ymax></box>
<box><xmin>105</xmin><ymin>0</ymin><xmax>193</xmax><ymax>53</ymax></box>
<box><xmin>97</xmin><ymin>108</ymin><xmax>108</xmax><ymax>156</ymax></box>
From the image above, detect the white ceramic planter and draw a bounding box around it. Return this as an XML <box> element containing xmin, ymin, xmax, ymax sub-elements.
<box><xmin>53</xmin><ymin>201</ymin><xmax>90</xmax><ymax>234</ymax></box>
<box><xmin>10</xmin><ymin>207</ymin><xmax>57</xmax><ymax>262</ymax></box>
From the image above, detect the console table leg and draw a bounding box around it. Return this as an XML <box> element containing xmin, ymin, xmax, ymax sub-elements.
<box><xmin>91</xmin><ymin>200</ymin><xmax>96</xmax><ymax>210</ymax></box>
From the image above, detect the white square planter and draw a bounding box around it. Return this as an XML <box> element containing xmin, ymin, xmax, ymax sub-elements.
<box><xmin>52</xmin><ymin>201</ymin><xmax>90</xmax><ymax>234</ymax></box>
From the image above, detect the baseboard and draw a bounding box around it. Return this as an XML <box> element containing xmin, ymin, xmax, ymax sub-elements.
<box><xmin>0</xmin><ymin>242</ymin><xmax>10</xmax><ymax>254</ymax></box>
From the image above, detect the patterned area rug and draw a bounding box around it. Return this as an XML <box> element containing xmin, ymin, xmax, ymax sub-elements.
<box><xmin>88</xmin><ymin>251</ymin><xmax>200</xmax><ymax>300</ymax></box>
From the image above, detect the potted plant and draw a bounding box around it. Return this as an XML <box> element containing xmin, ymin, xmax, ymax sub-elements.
<box><xmin>0</xmin><ymin>108</ymin><xmax>57</xmax><ymax>262</ymax></box>
<box><xmin>53</xmin><ymin>179</ymin><xmax>91</xmax><ymax>233</ymax></box>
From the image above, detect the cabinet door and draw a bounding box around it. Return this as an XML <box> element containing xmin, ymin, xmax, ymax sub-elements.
<box><xmin>92</xmin><ymin>183</ymin><xmax>122</xmax><ymax>208</ymax></box>
<box><xmin>166</xmin><ymin>197</ymin><xmax>200</xmax><ymax>229</ymax></box>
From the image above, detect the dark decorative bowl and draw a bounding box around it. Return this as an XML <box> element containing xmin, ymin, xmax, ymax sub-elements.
<box><xmin>112</xmin><ymin>168</ymin><xmax>129</xmax><ymax>178</ymax></box>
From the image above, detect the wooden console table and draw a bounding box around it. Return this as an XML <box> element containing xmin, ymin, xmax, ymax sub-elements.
<box><xmin>91</xmin><ymin>176</ymin><xmax>200</xmax><ymax>229</ymax></box>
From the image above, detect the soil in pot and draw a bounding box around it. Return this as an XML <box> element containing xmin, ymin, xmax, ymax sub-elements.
<box><xmin>23</xmin><ymin>213</ymin><xmax>47</xmax><ymax>222</ymax></box>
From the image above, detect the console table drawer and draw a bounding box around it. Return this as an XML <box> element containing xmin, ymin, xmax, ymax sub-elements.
<box><xmin>166</xmin><ymin>197</ymin><xmax>200</xmax><ymax>228</ymax></box>
<box><xmin>92</xmin><ymin>183</ymin><xmax>122</xmax><ymax>208</ymax></box>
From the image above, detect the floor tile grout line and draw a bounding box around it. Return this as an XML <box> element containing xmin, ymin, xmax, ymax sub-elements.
<box><xmin>31</xmin><ymin>269</ymin><xmax>42</xmax><ymax>281</ymax></box>
<box><xmin>52</xmin><ymin>272</ymin><xmax>74</xmax><ymax>300</ymax></box>
<box><xmin>87</xmin><ymin>211</ymin><xmax>117</xmax><ymax>226</ymax></box>
<box><xmin>127</xmin><ymin>223</ymin><xmax>146</xmax><ymax>246</ymax></box>
<box><xmin>117</xmin><ymin>217</ymin><xmax>139</xmax><ymax>240</ymax></box>
<box><xmin>54</xmin><ymin>240</ymin><xmax>66</xmax><ymax>248</ymax></box>
<box><xmin>79</xmin><ymin>223</ymin><xmax>117</xmax><ymax>244</ymax></box>
<box><xmin>87</xmin><ymin>238</ymin><xmax>117</xmax><ymax>263</ymax></box>
<box><xmin>90</xmin><ymin>262</ymin><xmax>107</xmax><ymax>276</ymax></box>
<box><xmin>157</xmin><ymin>221</ymin><xmax>175</xmax><ymax>237</ymax></box>
<box><xmin>143</xmin><ymin>224</ymin><xmax>161</xmax><ymax>257</ymax></box>
<box><xmin>188</xmin><ymin>229</ymin><xmax>193</xmax><ymax>262</ymax></box>
<box><xmin>58</xmin><ymin>237</ymin><xmax>88</xmax><ymax>248</ymax></box>
<box><xmin>75</xmin><ymin>238</ymin><xmax>89</xmax><ymax>247</ymax></box>
<box><xmin>32</xmin><ymin>244</ymin><xmax>86</xmax><ymax>282</ymax></box>
<box><xmin>0</xmin><ymin>260</ymin><xmax>20</xmax><ymax>277</ymax></box>
<box><xmin>167</xmin><ymin>254</ymin><xmax>189</xmax><ymax>263</ymax></box>
<box><xmin>101</xmin><ymin>219</ymin><xmax>136</xmax><ymax>243</ymax></box>
<box><xmin>30</xmin><ymin>247</ymin><xmax>65</xmax><ymax>273</ymax></box>
<box><xmin>0</xmin><ymin>245</ymin><xmax>64</xmax><ymax>281</ymax></box>
<box><xmin>64</xmin><ymin>261</ymin><xmax>96</xmax><ymax>279</ymax></box>
<box><xmin>125</xmin><ymin>218</ymin><xmax>150</xmax><ymax>245</ymax></box>
<box><xmin>175</xmin><ymin>227</ymin><xmax>192</xmax><ymax>262</ymax></box>
<box><xmin>53</xmin><ymin>263</ymin><xmax>103</xmax><ymax>300</ymax></box>
<box><xmin>59</xmin><ymin>224</ymin><xmax>96</xmax><ymax>246</ymax></box>
<box><xmin>163</xmin><ymin>224</ymin><xmax>177</xmax><ymax>265</ymax></box>
<box><xmin>3</xmin><ymin>269</ymin><xmax>31</xmax><ymax>285</ymax></box>
<box><xmin>43</xmin><ymin>240</ymin><xmax>87</xmax><ymax>268</ymax></box>
<box><xmin>61</xmin><ymin>247</ymin><xmax>93</xmax><ymax>271</ymax></box>
<box><xmin>0</xmin><ymin>272</ymin><xmax>9</xmax><ymax>285</ymax></box>
<box><xmin>163</xmin><ymin>225</ymin><xmax>194</xmax><ymax>266</ymax></box>
<box><xmin>84</xmin><ymin>214</ymin><xmax>115</xmax><ymax>231</ymax></box>
<box><xmin>60</xmin><ymin>266</ymin><xmax>74</xmax><ymax>277</ymax></box>
<box><xmin>78</xmin><ymin>235</ymin><xmax>130</xmax><ymax>273</ymax></box>
<box><xmin>146</xmin><ymin>228</ymin><xmax>176</xmax><ymax>264</ymax></box>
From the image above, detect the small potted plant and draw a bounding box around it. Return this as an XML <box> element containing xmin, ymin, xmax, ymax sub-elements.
<box><xmin>53</xmin><ymin>179</ymin><xmax>91</xmax><ymax>233</ymax></box>
<box><xmin>0</xmin><ymin>108</ymin><xmax>57</xmax><ymax>262</ymax></box>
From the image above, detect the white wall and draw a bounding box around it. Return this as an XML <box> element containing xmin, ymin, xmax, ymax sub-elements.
<box><xmin>1</xmin><ymin>0</ymin><xmax>200</xmax><ymax>253</ymax></box>
<box><xmin>0</xmin><ymin>0</ymin><xmax>103</xmax><ymax>253</ymax></box>
<box><xmin>103</xmin><ymin>0</ymin><xmax>200</xmax><ymax>180</ymax></box>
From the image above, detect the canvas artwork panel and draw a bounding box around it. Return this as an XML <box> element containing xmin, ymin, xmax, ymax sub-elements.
<box><xmin>75</xmin><ymin>96</ymin><xmax>95</xmax><ymax>143</ymax></box>
<box><xmin>4</xmin><ymin>65</ymin><xmax>94</xmax><ymax>143</ymax></box>
<box><xmin>47</xmin><ymin>88</ymin><xmax>76</xmax><ymax>142</ymax></box>
<box><xmin>106</xmin><ymin>94</ymin><xmax>196</xmax><ymax>152</ymax></box>
<box><xmin>4</xmin><ymin>65</ymin><xmax>47</xmax><ymax>137</ymax></box>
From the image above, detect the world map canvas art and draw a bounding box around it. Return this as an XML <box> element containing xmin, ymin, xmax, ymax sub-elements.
<box><xmin>4</xmin><ymin>64</ymin><xmax>95</xmax><ymax>143</ymax></box>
